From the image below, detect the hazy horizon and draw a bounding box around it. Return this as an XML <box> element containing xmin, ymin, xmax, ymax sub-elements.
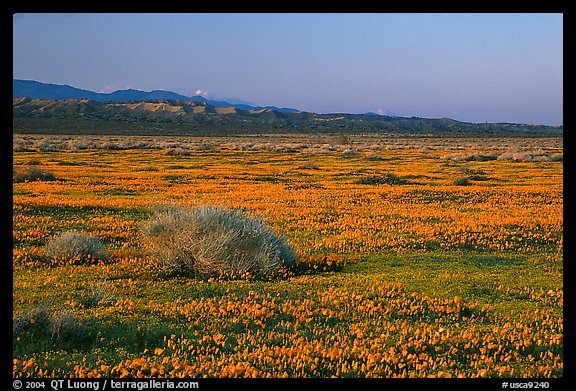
<box><xmin>13</xmin><ymin>13</ymin><xmax>563</xmax><ymax>126</ymax></box>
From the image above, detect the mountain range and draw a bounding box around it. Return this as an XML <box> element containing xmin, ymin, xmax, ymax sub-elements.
<box><xmin>12</xmin><ymin>79</ymin><xmax>563</xmax><ymax>136</ymax></box>
<box><xmin>13</xmin><ymin>79</ymin><xmax>300</xmax><ymax>113</ymax></box>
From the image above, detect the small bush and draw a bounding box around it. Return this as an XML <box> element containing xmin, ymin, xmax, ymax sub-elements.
<box><xmin>456</xmin><ymin>166</ymin><xmax>485</xmax><ymax>175</ymax></box>
<box><xmin>13</xmin><ymin>305</ymin><xmax>52</xmax><ymax>336</ymax></box>
<box><xmin>442</xmin><ymin>153</ymin><xmax>498</xmax><ymax>162</ymax></box>
<box><xmin>81</xmin><ymin>279</ymin><xmax>115</xmax><ymax>308</ymax></box>
<box><xmin>356</xmin><ymin>173</ymin><xmax>409</xmax><ymax>185</ymax></box>
<box><xmin>299</xmin><ymin>161</ymin><xmax>319</xmax><ymax>170</ymax></box>
<box><xmin>137</xmin><ymin>166</ymin><xmax>160</xmax><ymax>172</ymax></box>
<box><xmin>38</xmin><ymin>142</ymin><xmax>64</xmax><ymax>152</ymax></box>
<box><xmin>549</xmin><ymin>153</ymin><xmax>563</xmax><ymax>162</ymax></box>
<box><xmin>365</xmin><ymin>152</ymin><xmax>382</xmax><ymax>160</ymax></box>
<box><xmin>27</xmin><ymin>158</ymin><xmax>41</xmax><ymax>166</ymax></box>
<box><xmin>13</xmin><ymin>166</ymin><xmax>56</xmax><ymax>182</ymax></box>
<box><xmin>196</xmin><ymin>143</ymin><xmax>215</xmax><ymax>151</ymax></box>
<box><xmin>49</xmin><ymin>311</ymin><xmax>83</xmax><ymax>341</ymax></box>
<box><xmin>45</xmin><ymin>230</ymin><xmax>108</xmax><ymax>264</ymax></box>
<box><xmin>14</xmin><ymin>305</ymin><xmax>87</xmax><ymax>342</ymax></box>
<box><xmin>13</xmin><ymin>144</ymin><xmax>35</xmax><ymax>152</ymax></box>
<box><xmin>341</xmin><ymin>148</ymin><xmax>357</xmax><ymax>157</ymax></box>
<box><xmin>453</xmin><ymin>177</ymin><xmax>471</xmax><ymax>186</ymax></box>
<box><xmin>332</xmin><ymin>134</ymin><xmax>350</xmax><ymax>146</ymax></box>
<box><xmin>140</xmin><ymin>204</ymin><xmax>298</xmax><ymax>277</ymax></box>
<box><xmin>163</xmin><ymin>147</ymin><xmax>192</xmax><ymax>156</ymax></box>
<box><xmin>497</xmin><ymin>151</ymin><xmax>563</xmax><ymax>162</ymax></box>
<box><xmin>468</xmin><ymin>175</ymin><xmax>491</xmax><ymax>181</ymax></box>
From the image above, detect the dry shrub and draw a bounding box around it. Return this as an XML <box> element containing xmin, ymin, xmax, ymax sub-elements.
<box><xmin>13</xmin><ymin>305</ymin><xmax>86</xmax><ymax>342</ymax></box>
<box><xmin>81</xmin><ymin>278</ymin><xmax>115</xmax><ymax>308</ymax></box>
<box><xmin>453</xmin><ymin>177</ymin><xmax>471</xmax><ymax>186</ymax></box>
<box><xmin>13</xmin><ymin>305</ymin><xmax>52</xmax><ymax>336</ymax></box>
<box><xmin>365</xmin><ymin>151</ymin><xmax>381</xmax><ymax>160</ymax></box>
<box><xmin>549</xmin><ymin>153</ymin><xmax>563</xmax><ymax>161</ymax></box>
<box><xmin>27</xmin><ymin>158</ymin><xmax>41</xmax><ymax>166</ymax></box>
<box><xmin>456</xmin><ymin>166</ymin><xmax>485</xmax><ymax>175</ymax></box>
<box><xmin>13</xmin><ymin>166</ymin><xmax>56</xmax><ymax>182</ymax></box>
<box><xmin>163</xmin><ymin>147</ymin><xmax>192</xmax><ymax>156</ymax></box>
<box><xmin>442</xmin><ymin>153</ymin><xmax>498</xmax><ymax>162</ymax></box>
<box><xmin>356</xmin><ymin>173</ymin><xmax>408</xmax><ymax>185</ymax></box>
<box><xmin>332</xmin><ymin>134</ymin><xmax>350</xmax><ymax>146</ymax></box>
<box><xmin>140</xmin><ymin>204</ymin><xmax>297</xmax><ymax>277</ymax></box>
<box><xmin>137</xmin><ymin>166</ymin><xmax>160</xmax><ymax>172</ymax></box>
<box><xmin>13</xmin><ymin>144</ymin><xmax>35</xmax><ymax>152</ymax></box>
<box><xmin>37</xmin><ymin>141</ymin><xmax>64</xmax><ymax>152</ymax></box>
<box><xmin>45</xmin><ymin>230</ymin><xmax>108</xmax><ymax>264</ymax></box>
<box><xmin>299</xmin><ymin>161</ymin><xmax>320</xmax><ymax>170</ymax></box>
<box><xmin>49</xmin><ymin>311</ymin><xmax>83</xmax><ymax>341</ymax></box>
<box><xmin>497</xmin><ymin>150</ymin><xmax>563</xmax><ymax>162</ymax></box>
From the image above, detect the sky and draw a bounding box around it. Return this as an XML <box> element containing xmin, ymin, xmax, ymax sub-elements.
<box><xmin>13</xmin><ymin>13</ymin><xmax>563</xmax><ymax>125</ymax></box>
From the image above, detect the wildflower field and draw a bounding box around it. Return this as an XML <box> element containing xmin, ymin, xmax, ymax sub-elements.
<box><xmin>12</xmin><ymin>134</ymin><xmax>563</xmax><ymax>378</ymax></box>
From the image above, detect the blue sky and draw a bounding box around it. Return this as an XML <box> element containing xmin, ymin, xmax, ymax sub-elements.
<box><xmin>13</xmin><ymin>13</ymin><xmax>563</xmax><ymax>125</ymax></box>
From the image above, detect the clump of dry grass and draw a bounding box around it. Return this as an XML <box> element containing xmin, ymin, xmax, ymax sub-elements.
<box><xmin>13</xmin><ymin>165</ymin><xmax>56</xmax><ymax>182</ymax></box>
<box><xmin>13</xmin><ymin>305</ymin><xmax>52</xmax><ymax>336</ymax></box>
<box><xmin>45</xmin><ymin>230</ymin><xmax>108</xmax><ymax>264</ymax></box>
<box><xmin>497</xmin><ymin>150</ymin><xmax>563</xmax><ymax>162</ymax></box>
<box><xmin>332</xmin><ymin>134</ymin><xmax>350</xmax><ymax>146</ymax></box>
<box><xmin>441</xmin><ymin>153</ymin><xmax>498</xmax><ymax>162</ymax></box>
<box><xmin>365</xmin><ymin>151</ymin><xmax>381</xmax><ymax>160</ymax></box>
<box><xmin>453</xmin><ymin>177</ymin><xmax>471</xmax><ymax>186</ymax></box>
<box><xmin>13</xmin><ymin>144</ymin><xmax>35</xmax><ymax>152</ymax></box>
<box><xmin>137</xmin><ymin>166</ymin><xmax>160</xmax><ymax>172</ymax></box>
<box><xmin>456</xmin><ymin>166</ymin><xmax>485</xmax><ymax>175</ymax></box>
<box><xmin>13</xmin><ymin>305</ymin><xmax>87</xmax><ymax>342</ymax></box>
<box><xmin>140</xmin><ymin>204</ymin><xmax>297</xmax><ymax>278</ymax></box>
<box><xmin>442</xmin><ymin>149</ymin><xmax>563</xmax><ymax>163</ymax></box>
<box><xmin>49</xmin><ymin>311</ymin><xmax>83</xmax><ymax>341</ymax></box>
<box><xmin>163</xmin><ymin>147</ymin><xmax>192</xmax><ymax>156</ymax></box>
<box><xmin>299</xmin><ymin>161</ymin><xmax>320</xmax><ymax>170</ymax></box>
<box><xmin>26</xmin><ymin>158</ymin><xmax>41</xmax><ymax>166</ymax></box>
<box><xmin>356</xmin><ymin>172</ymin><xmax>409</xmax><ymax>185</ymax></box>
<box><xmin>81</xmin><ymin>277</ymin><xmax>116</xmax><ymax>308</ymax></box>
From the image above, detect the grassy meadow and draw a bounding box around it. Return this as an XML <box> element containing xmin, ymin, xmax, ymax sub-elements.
<box><xmin>12</xmin><ymin>134</ymin><xmax>563</xmax><ymax>378</ymax></box>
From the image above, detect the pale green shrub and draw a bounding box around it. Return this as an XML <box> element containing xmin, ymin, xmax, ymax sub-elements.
<box><xmin>141</xmin><ymin>204</ymin><xmax>297</xmax><ymax>277</ymax></box>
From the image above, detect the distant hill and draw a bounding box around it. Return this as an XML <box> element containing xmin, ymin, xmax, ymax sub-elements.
<box><xmin>13</xmin><ymin>97</ymin><xmax>563</xmax><ymax>136</ymax></box>
<box><xmin>13</xmin><ymin>79</ymin><xmax>300</xmax><ymax>113</ymax></box>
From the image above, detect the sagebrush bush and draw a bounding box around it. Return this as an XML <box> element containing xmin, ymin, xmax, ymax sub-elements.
<box><xmin>13</xmin><ymin>165</ymin><xmax>56</xmax><ymax>182</ymax></box>
<box><xmin>49</xmin><ymin>311</ymin><xmax>83</xmax><ymax>341</ymax></box>
<box><xmin>45</xmin><ymin>230</ymin><xmax>107</xmax><ymax>264</ymax></box>
<box><xmin>332</xmin><ymin>134</ymin><xmax>350</xmax><ymax>146</ymax></box>
<box><xmin>496</xmin><ymin>151</ymin><xmax>563</xmax><ymax>162</ymax></box>
<box><xmin>81</xmin><ymin>279</ymin><xmax>115</xmax><ymax>308</ymax></box>
<box><xmin>13</xmin><ymin>144</ymin><xmax>35</xmax><ymax>152</ymax></box>
<box><xmin>27</xmin><ymin>158</ymin><xmax>41</xmax><ymax>166</ymax></box>
<box><xmin>442</xmin><ymin>153</ymin><xmax>498</xmax><ymax>162</ymax></box>
<box><xmin>140</xmin><ymin>204</ymin><xmax>298</xmax><ymax>277</ymax></box>
<box><xmin>13</xmin><ymin>305</ymin><xmax>52</xmax><ymax>336</ymax></box>
<box><xmin>300</xmin><ymin>161</ymin><xmax>319</xmax><ymax>170</ymax></box>
<box><xmin>137</xmin><ymin>166</ymin><xmax>160</xmax><ymax>172</ymax></box>
<box><xmin>13</xmin><ymin>305</ymin><xmax>87</xmax><ymax>342</ymax></box>
<box><xmin>365</xmin><ymin>151</ymin><xmax>381</xmax><ymax>160</ymax></box>
<box><xmin>453</xmin><ymin>177</ymin><xmax>471</xmax><ymax>186</ymax></box>
<box><xmin>163</xmin><ymin>147</ymin><xmax>191</xmax><ymax>156</ymax></box>
<box><xmin>356</xmin><ymin>173</ymin><xmax>408</xmax><ymax>185</ymax></box>
<box><xmin>456</xmin><ymin>166</ymin><xmax>485</xmax><ymax>175</ymax></box>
